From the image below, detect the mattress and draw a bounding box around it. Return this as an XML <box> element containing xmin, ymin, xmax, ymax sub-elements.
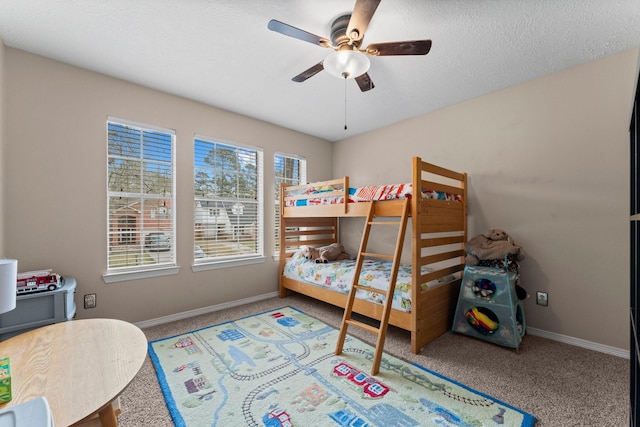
<box><xmin>284</xmin><ymin>182</ymin><xmax>462</xmax><ymax>207</ymax></box>
<box><xmin>283</xmin><ymin>249</ymin><xmax>454</xmax><ymax>313</ymax></box>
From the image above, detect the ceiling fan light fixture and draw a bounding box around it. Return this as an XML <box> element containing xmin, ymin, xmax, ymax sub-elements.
<box><xmin>323</xmin><ymin>50</ymin><xmax>370</xmax><ymax>80</ymax></box>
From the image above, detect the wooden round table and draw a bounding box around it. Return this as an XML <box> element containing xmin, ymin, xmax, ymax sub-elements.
<box><xmin>0</xmin><ymin>318</ymin><xmax>147</xmax><ymax>426</ymax></box>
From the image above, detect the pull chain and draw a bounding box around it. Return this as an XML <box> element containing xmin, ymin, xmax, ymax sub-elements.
<box><xmin>343</xmin><ymin>75</ymin><xmax>348</xmax><ymax>130</ymax></box>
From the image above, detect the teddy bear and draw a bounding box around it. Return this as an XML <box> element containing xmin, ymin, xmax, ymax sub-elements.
<box><xmin>302</xmin><ymin>243</ymin><xmax>352</xmax><ymax>263</ymax></box>
<box><xmin>464</xmin><ymin>228</ymin><xmax>524</xmax><ymax>266</ymax></box>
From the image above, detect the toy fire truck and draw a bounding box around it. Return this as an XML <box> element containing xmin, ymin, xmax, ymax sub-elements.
<box><xmin>16</xmin><ymin>270</ymin><xmax>62</xmax><ymax>294</ymax></box>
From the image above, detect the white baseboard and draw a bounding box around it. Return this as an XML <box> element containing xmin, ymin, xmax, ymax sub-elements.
<box><xmin>135</xmin><ymin>294</ymin><xmax>630</xmax><ymax>360</ymax></box>
<box><xmin>527</xmin><ymin>327</ymin><xmax>629</xmax><ymax>359</ymax></box>
<box><xmin>134</xmin><ymin>291</ymin><xmax>279</xmax><ymax>329</ymax></box>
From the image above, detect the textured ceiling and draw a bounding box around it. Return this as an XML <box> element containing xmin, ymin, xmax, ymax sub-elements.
<box><xmin>1</xmin><ymin>1</ymin><xmax>639</xmax><ymax>141</ymax></box>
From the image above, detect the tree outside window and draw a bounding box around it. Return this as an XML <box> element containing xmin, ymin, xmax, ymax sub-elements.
<box><xmin>107</xmin><ymin>119</ymin><xmax>176</xmax><ymax>272</ymax></box>
<box><xmin>194</xmin><ymin>137</ymin><xmax>263</xmax><ymax>262</ymax></box>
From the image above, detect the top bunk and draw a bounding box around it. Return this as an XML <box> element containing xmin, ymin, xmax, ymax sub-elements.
<box><xmin>280</xmin><ymin>156</ymin><xmax>467</xmax><ymax>220</ymax></box>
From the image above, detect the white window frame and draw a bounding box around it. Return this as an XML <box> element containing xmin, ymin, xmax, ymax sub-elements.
<box><xmin>274</xmin><ymin>153</ymin><xmax>307</xmax><ymax>257</ymax></box>
<box><xmin>193</xmin><ymin>135</ymin><xmax>264</xmax><ymax>272</ymax></box>
<box><xmin>103</xmin><ymin>117</ymin><xmax>179</xmax><ymax>283</ymax></box>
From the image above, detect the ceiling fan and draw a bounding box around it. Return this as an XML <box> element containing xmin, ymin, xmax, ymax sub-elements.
<box><xmin>267</xmin><ymin>0</ymin><xmax>432</xmax><ymax>92</ymax></box>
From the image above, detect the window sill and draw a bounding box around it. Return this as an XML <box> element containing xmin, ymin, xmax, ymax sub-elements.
<box><xmin>102</xmin><ymin>265</ymin><xmax>181</xmax><ymax>283</ymax></box>
<box><xmin>192</xmin><ymin>256</ymin><xmax>265</xmax><ymax>272</ymax></box>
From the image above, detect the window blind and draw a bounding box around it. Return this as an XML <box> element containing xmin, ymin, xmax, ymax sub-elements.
<box><xmin>194</xmin><ymin>136</ymin><xmax>264</xmax><ymax>263</ymax></box>
<box><xmin>107</xmin><ymin>119</ymin><xmax>176</xmax><ymax>272</ymax></box>
<box><xmin>274</xmin><ymin>153</ymin><xmax>307</xmax><ymax>253</ymax></box>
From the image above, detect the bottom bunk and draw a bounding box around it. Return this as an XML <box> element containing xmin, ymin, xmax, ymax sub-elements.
<box><xmin>281</xmin><ymin>275</ymin><xmax>460</xmax><ymax>354</ymax></box>
<box><xmin>280</xmin><ymin>249</ymin><xmax>462</xmax><ymax>353</ymax></box>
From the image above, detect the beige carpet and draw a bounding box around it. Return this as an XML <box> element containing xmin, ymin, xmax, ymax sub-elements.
<box><xmin>117</xmin><ymin>294</ymin><xmax>628</xmax><ymax>426</ymax></box>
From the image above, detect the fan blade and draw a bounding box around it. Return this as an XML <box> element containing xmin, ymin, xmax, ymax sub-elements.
<box><xmin>346</xmin><ymin>0</ymin><xmax>381</xmax><ymax>43</ymax></box>
<box><xmin>365</xmin><ymin>40</ymin><xmax>432</xmax><ymax>56</ymax></box>
<box><xmin>268</xmin><ymin>19</ymin><xmax>332</xmax><ymax>48</ymax></box>
<box><xmin>355</xmin><ymin>73</ymin><xmax>375</xmax><ymax>92</ymax></box>
<box><xmin>292</xmin><ymin>62</ymin><xmax>324</xmax><ymax>82</ymax></box>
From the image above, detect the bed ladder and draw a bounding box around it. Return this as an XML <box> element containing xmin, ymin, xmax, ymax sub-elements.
<box><xmin>335</xmin><ymin>198</ymin><xmax>410</xmax><ymax>376</ymax></box>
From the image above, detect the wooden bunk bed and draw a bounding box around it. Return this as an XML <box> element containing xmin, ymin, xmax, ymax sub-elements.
<box><xmin>278</xmin><ymin>156</ymin><xmax>467</xmax><ymax>354</ymax></box>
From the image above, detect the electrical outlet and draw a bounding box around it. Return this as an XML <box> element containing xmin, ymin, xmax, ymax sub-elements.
<box><xmin>536</xmin><ymin>291</ymin><xmax>548</xmax><ymax>306</ymax></box>
<box><xmin>84</xmin><ymin>293</ymin><xmax>97</xmax><ymax>309</ymax></box>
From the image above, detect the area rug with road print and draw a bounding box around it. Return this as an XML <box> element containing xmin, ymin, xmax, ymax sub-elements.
<box><xmin>148</xmin><ymin>306</ymin><xmax>536</xmax><ymax>427</ymax></box>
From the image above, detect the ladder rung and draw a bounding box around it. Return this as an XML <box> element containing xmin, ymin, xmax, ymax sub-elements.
<box><xmin>361</xmin><ymin>252</ymin><xmax>394</xmax><ymax>259</ymax></box>
<box><xmin>353</xmin><ymin>284</ymin><xmax>388</xmax><ymax>295</ymax></box>
<box><xmin>346</xmin><ymin>319</ymin><xmax>381</xmax><ymax>335</ymax></box>
<box><xmin>368</xmin><ymin>221</ymin><xmax>402</xmax><ymax>226</ymax></box>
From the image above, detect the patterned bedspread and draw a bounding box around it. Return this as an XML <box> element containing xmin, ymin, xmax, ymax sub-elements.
<box><xmin>284</xmin><ymin>182</ymin><xmax>462</xmax><ymax>207</ymax></box>
<box><xmin>283</xmin><ymin>249</ymin><xmax>454</xmax><ymax>313</ymax></box>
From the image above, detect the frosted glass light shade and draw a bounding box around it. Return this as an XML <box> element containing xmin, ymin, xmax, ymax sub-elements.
<box><xmin>0</xmin><ymin>259</ymin><xmax>18</xmax><ymax>314</ymax></box>
<box><xmin>323</xmin><ymin>50</ymin><xmax>370</xmax><ymax>79</ymax></box>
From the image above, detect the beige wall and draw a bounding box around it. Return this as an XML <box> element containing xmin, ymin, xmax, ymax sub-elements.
<box><xmin>3</xmin><ymin>45</ymin><xmax>638</xmax><ymax>352</ymax></box>
<box><xmin>3</xmin><ymin>48</ymin><xmax>333</xmax><ymax>323</ymax></box>
<box><xmin>334</xmin><ymin>48</ymin><xmax>639</xmax><ymax>351</ymax></box>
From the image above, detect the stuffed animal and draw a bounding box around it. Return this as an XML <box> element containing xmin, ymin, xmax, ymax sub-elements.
<box><xmin>302</xmin><ymin>243</ymin><xmax>352</xmax><ymax>263</ymax></box>
<box><xmin>464</xmin><ymin>228</ymin><xmax>524</xmax><ymax>266</ymax></box>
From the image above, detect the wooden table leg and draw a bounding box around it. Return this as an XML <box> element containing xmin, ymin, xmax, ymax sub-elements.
<box><xmin>98</xmin><ymin>402</ymin><xmax>118</xmax><ymax>427</ymax></box>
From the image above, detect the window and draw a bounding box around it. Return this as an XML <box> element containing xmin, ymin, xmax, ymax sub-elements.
<box><xmin>105</xmin><ymin>118</ymin><xmax>176</xmax><ymax>281</ymax></box>
<box><xmin>274</xmin><ymin>154</ymin><xmax>306</xmax><ymax>254</ymax></box>
<box><xmin>194</xmin><ymin>136</ymin><xmax>263</xmax><ymax>267</ymax></box>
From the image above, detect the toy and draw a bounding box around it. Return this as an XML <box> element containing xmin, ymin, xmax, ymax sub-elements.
<box><xmin>472</xmin><ymin>278</ymin><xmax>496</xmax><ymax>300</ymax></box>
<box><xmin>465</xmin><ymin>307</ymin><xmax>500</xmax><ymax>335</ymax></box>
<box><xmin>302</xmin><ymin>243</ymin><xmax>352</xmax><ymax>263</ymax></box>
<box><xmin>0</xmin><ymin>357</ymin><xmax>11</xmax><ymax>403</ymax></box>
<box><xmin>464</xmin><ymin>229</ymin><xmax>524</xmax><ymax>266</ymax></box>
<box><xmin>16</xmin><ymin>270</ymin><xmax>62</xmax><ymax>294</ymax></box>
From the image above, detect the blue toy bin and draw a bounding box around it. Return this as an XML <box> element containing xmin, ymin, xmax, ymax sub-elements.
<box><xmin>452</xmin><ymin>262</ymin><xmax>525</xmax><ymax>350</ymax></box>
